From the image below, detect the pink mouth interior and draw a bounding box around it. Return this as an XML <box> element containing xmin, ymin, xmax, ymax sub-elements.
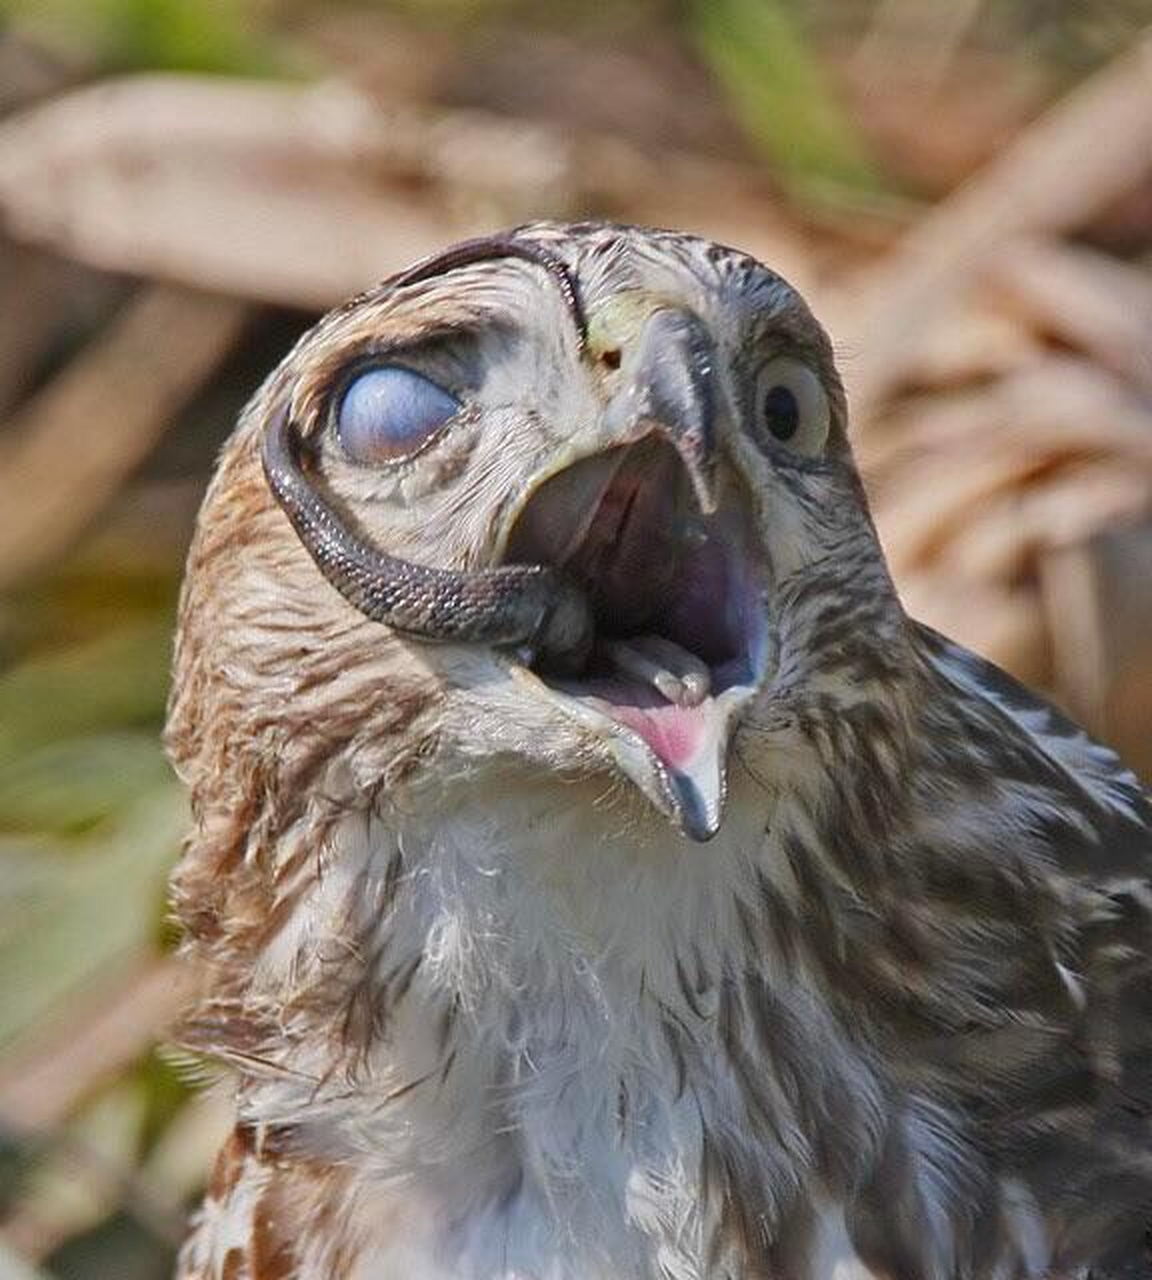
<box><xmin>580</xmin><ymin>691</ymin><xmax>705</xmax><ymax>771</ymax></box>
<box><xmin>506</xmin><ymin>442</ymin><xmax>765</xmax><ymax>771</ymax></box>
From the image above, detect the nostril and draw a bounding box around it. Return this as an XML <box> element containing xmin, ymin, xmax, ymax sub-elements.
<box><xmin>600</xmin><ymin>348</ymin><xmax>622</xmax><ymax>371</ymax></box>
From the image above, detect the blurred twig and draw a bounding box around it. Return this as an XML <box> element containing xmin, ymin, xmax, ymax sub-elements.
<box><xmin>0</xmin><ymin>26</ymin><xmax>74</xmax><ymax>116</ymax></box>
<box><xmin>2</xmin><ymin>1124</ymin><xmax>186</xmax><ymax>1264</ymax></box>
<box><xmin>0</xmin><ymin>246</ymin><xmax>73</xmax><ymax>418</ymax></box>
<box><xmin>0</xmin><ymin>958</ymin><xmax>189</xmax><ymax>1135</ymax></box>
<box><xmin>0</xmin><ymin>74</ymin><xmax>812</xmax><ymax>307</ymax></box>
<box><xmin>987</xmin><ymin>239</ymin><xmax>1152</xmax><ymax>393</ymax></box>
<box><xmin>853</xmin><ymin>0</ymin><xmax>988</xmax><ymax>96</ymax></box>
<box><xmin>690</xmin><ymin>0</ymin><xmax>876</xmax><ymax>194</ymax></box>
<box><xmin>0</xmin><ymin>285</ymin><xmax>248</xmax><ymax>589</ymax></box>
<box><xmin>1040</xmin><ymin>525</ymin><xmax>1152</xmax><ymax>780</ymax></box>
<box><xmin>840</xmin><ymin>27</ymin><xmax>1152</xmax><ymax>415</ymax></box>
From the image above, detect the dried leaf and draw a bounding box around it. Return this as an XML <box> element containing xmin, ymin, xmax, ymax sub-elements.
<box><xmin>988</xmin><ymin>238</ymin><xmax>1152</xmax><ymax>392</ymax></box>
<box><xmin>838</xmin><ymin>30</ymin><xmax>1152</xmax><ymax>415</ymax></box>
<box><xmin>896</xmin><ymin>572</ymin><xmax>1050</xmax><ymax>687</ymax></box>
<box><xmin>0</xmin><ymin>959</ymin><xmax>189</xmax><ymax>1134</ymax></box>
<box><xmin>1039</xmin><ymin>524</ymin><xmax>1152</xmax><ymax>780</ymax></box>
<box><xmin>0</xmin><ymin>74</ymin><xmax>811</xmax><ymax>309</ymax></box>
<box><xmin>899</xmin><ymin>305</ymin><xmax>1040</xmax><ymax>392</ymax></box>
<box><xmin>0</xmin><ymin>285</ymin><xmax>248</xmax><ymax>589</ymax></box>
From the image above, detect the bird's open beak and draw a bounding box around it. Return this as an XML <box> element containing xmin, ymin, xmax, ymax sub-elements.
<box><xmin>503</xmin><ymin>307</ymin><xmax>771</xmax><ymax>841</ymax></box>
<box><xmin>264</xmin><ymin>288</ymin><xmax>772</xmax><ymax>841</ymax></box>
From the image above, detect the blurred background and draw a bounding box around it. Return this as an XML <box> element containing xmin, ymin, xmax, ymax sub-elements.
<box><xmin>0</xmin><ymin>1</ymin><xmax>1150</xmax><ymax>1275</ymax></box>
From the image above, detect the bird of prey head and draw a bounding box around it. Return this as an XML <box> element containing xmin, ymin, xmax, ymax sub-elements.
<box><xmin>168</xmin><ymin>224</ymin><xmax>1152</xmax><ymax>1280</ymax></box>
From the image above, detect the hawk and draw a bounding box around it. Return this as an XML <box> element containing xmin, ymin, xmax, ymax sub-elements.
<box><xmin>167</xmin><ymin>223</ymin><xmax>1152</xmax><ymax>1280</ymax></box>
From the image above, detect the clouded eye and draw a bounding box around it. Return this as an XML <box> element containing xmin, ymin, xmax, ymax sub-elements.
<box><xmin>336</xmin><ymin>366</ymin><xmax>461</xmax><ymax>465</ymax></box>
<box><xmin>754</xmin><ymin>356</ymin><xmax>830</xmax><ymax>456</ymax></box>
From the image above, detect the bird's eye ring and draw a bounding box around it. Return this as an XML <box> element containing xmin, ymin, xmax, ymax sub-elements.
<box><xmin>754</xmin><ymin>356</ymin><xmax>830</xmax><ymax>456</ymax></box>
<box><xmin>335</xmin><ymin>365</ymin><xmax>461</xmax><ymax>466</ymax></box>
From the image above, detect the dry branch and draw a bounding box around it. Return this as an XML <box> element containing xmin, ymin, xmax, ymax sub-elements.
<box><xmin>838</xmin><ymin>29</ymin><xmax>1152</xmax><ymax>416</ymax></box>
<box><xmin>1040</xmin><ymin>524</ymin><xmax>1152</xmax><ymax>780</ymax></box>
<box><xmin>0</xmin><ymin>75</ymin><xmax>810</xmax><ymax>310</ymax></box>
<box><xmin>988</xmin><ymin>239</ymin><xmax>1152</xmax><ymax>393</ymax></box>
<box><xmin>0</xmin><ymin>956</ymin><xmax>190</xmax><ymax>1134</ymax></box>
<box><xmin>0</xmin><ymin>244</ymin><xmax>73</xmax><ymax>417</ymax></box>
<box><xmin>0</xmin><ymin>284</ymin><xmax>248</xmax><ymax>589</ymax></box>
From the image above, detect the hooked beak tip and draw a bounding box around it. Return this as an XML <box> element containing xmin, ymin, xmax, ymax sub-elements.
<box><xmin>663</xmin><ymin>751</ymin><xmax>727</xmax><ymax>843</ymax></box>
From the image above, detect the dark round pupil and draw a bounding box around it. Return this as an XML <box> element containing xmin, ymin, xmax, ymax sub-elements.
<box><xmin>763</xmin><ymin>384</ymin><xmax>799</xmax><ymax>441</ymax></box>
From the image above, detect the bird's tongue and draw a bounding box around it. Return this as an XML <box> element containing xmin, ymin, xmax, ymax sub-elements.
<box><xmin>551</xmin><ymin>658</ymin><xmax>733</xmax><ymax>841</ymax></box>
<box><xmin>611</xmin><ymin>698</ymin><xmax>705</xmax><ymax>771</ymax></box>
<box><xmin>556</xmin><ymin>662</ymin><xmax>711</xmax><ymax>772</ymax></box>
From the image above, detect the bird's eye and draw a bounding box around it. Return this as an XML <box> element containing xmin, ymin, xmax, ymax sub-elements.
<box><xmin>754</xmin><ymin>356</ymin><xmax>830</xmax><ymax>456</ymax></box>
<box><xmin>336</xmin><ymin>365</ymin><xmax>461</xmax><ymax>465</ymax></box>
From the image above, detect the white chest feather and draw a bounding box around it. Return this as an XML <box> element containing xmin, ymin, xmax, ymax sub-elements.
<box><xmin>233</xmin><ymin>767</ymin><xmax>1046</xmax><ymax>1280</ymax></box>
<box><xmin>235</xmin><ymin>768</ymin><xmax>887</xmax><ymax>1278</ymax></box>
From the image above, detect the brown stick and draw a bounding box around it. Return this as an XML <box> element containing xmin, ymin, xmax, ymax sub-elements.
<box><xmin>838</xmin><ymin>30</ymin><xmax>1152</xmax><ymax>416</ymax></box>
<box><xmin>0</xmin><ymin>75</ymin><xmax>812</xmax><ymax>309</ymax></box>
<box><xmin>987</xmin><ymin>238</ymin><xmax>1152</xmax><ymax>393</ymax></box>
<box><xmin>0</xmin><ymin>956</ymin><xmax>190</xmax><ymax>1133</ymax></box>
<box><xmin>0</xmin><ymin>285</ymin><xmax>248</xmax><ymax>589</ymax></box>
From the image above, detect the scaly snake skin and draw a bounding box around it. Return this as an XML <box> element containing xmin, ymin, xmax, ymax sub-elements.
<box><xmin>261</xmin><ymin>233</ymin><xmax>594</xmax><ymax>667</ymax></box>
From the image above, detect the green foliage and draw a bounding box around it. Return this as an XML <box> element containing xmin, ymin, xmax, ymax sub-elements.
<box><xmin>0</xmin><ymin>0</ymin><xmax>281</xmax><ymax>76</ymax></box>
<box><xmin>0</xmin><ymin>572</ymin><xmax>186</xmax><ymax>1272</ymax></box>
<box><xmin>0</xmin><ymin>622</ymin><xmax>172</xmax><ymax>769</ymax></box>
<box><xmin>134</xmin><ymin>1051</ymin><xmax>194</xmax><ymax>1157</ymax></box>
<box><xmin>689</xmin><ymin>0</ymin><xmax>877</xmax><ymax>196</ymax></box>
<box><xmin>0</xmin><ymin>556</ymin><xmax>184</xmax><ymax>1112</ymax></box>
<box><xmin>0</xmin><ymin>788</ymin><xmax>184</xmax><ymax>1050</ymax></box>
<box><xmin>48</xmin><ymin>1213</ymin><xmax>172</xmax><ymax>1280</ymax></box>
<box><xmin>0</xmin><ymin>735</ymin><xmax>172</xmax><ymax>836</ymax></box>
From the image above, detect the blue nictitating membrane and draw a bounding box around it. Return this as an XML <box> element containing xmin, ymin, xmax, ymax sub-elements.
<box><xmin>337</xmin><ymin>366</ymin><xmax>460</xmax><ymax>464</ymax></box>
